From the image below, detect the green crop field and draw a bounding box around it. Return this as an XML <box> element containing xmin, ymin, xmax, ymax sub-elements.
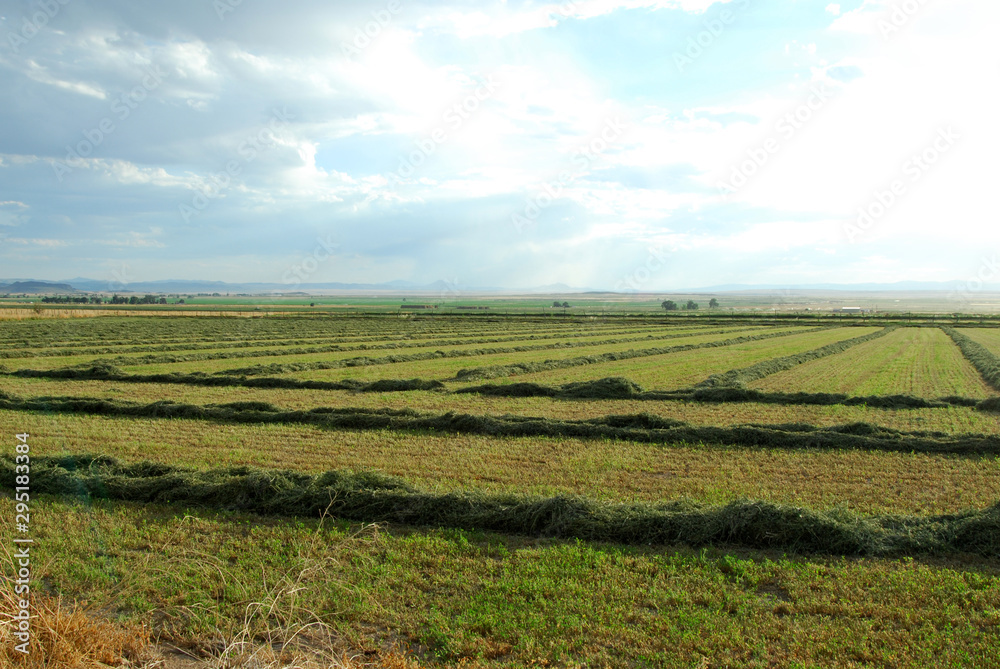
<box><xmin>750</xmin><ymin>327</ymin><xmax>994</xmax><ymax>398</ymax></box>
<box><xmin>1</xmin><ymin>313</ymin><xmax>999</xmax><ymax>667</ymax></box>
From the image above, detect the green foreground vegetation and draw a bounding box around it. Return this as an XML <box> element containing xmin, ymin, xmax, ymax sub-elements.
<box><xmin>1</xmin><ymin>311</ymin><xmax>999</xmax><ymax>667</ymax></box>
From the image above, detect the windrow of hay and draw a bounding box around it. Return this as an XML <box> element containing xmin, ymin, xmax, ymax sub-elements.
<box><xmin>696</xmin><ymin>326</ymin><xmax>897</xmax><ymax>388</ymax></box>
<box><xmin>458</xmin><ymin>376</ymin><xmax>988</xmax><ymax>410</ymax></box>
<box><xmin>3</xmin><ymin>455</ymin><xmax>999</xmax><ymax>557</ymax></box>
<box><xmin>2</xmin><ymin>391</ymin><xmax>999</xmax><ymax>455</ymax></box>
<box><xmin>63</xmin><ymin>326</ymin><xmax>750</xmax><ymax>374</ymax></box>
<box><xmin>3</xmin><ymin>365</ymin><xmax>447</xmax><ymax>393</ymax></box>
<box><xmin>0</xmin><ymin>324</ymin><xmax>735</xmax><ymax>362</ymax></box>
<box><xmin>942</xmin><ymin>326</ymin><xmax>1000</xmax><ymax>392</ymax></box>
<box><xmin>454</xmin><ymin>326</ymin><xmax>832</xmax><ymax>381</ymax></box>
<box><xmin>7</xmin><ymin>365</ymin><xmax>991</xmax><ymax>409</ymax></box>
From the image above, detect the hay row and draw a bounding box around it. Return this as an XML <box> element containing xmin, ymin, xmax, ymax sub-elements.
<box><xmin>696</xmin><ymin>326</ymin><xmax>897</xmax><ymax>388</ymax></box>
<box><xmin>4</xmin><ymin>455</ymin><xmax>997</xmax><ymax>557</ymax></box>
<box><xmin>0</xmin><ymin>323</ymin><xmax>682</xmax><ymax>361</ymax></box>
<box><xmin>1</xmin><ymin>390</ymin><xmax>998</xmax><ymax>455</ymax></box>
<box><xmin>1</xmin><ymin>366</ymin><xmax>445</xmax><ymax>393</ymax></box>
<box><xmin>453</xmin><ymin>326</ymin><xmax>832</xmax><ymax>381</ymax></box>
<box><xmin>177</xmin><ymin>327</ymin><xmax>766</xmax><ymax>377</ymax></box>
<box><xmin>458</xmin><ymin>376</ymin><xmax>988</xmax><ymax>410</ymax></box>
<box><xmin>942</xmin><ymin>327</ymin><xmax>1000</xmax><ymax>399</ymax></box>
<box><xmin>5</xmin><ymin>365</ymin><xmax>991</xmax><ymax>412</ymax></box>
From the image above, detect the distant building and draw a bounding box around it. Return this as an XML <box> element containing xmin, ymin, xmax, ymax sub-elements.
<box><xmin>401</xmin><ymin>304</ymin><xmax>438</xmax><ymax>309</ymax></box>
<box><xmin>837</xmin><ymin>306</ymin><xmax>864</xmax><ymax>314</ymax></box>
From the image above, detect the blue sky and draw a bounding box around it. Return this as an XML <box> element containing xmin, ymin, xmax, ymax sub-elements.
<box><xmin>0</xmin><ymin>0</ymin><xmax>996</xmax><ymax>290</ymax></box>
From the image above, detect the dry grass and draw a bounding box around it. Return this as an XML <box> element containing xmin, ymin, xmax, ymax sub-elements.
<box><xmin>0</xmin><ymin>544</ymin><xmax>154</xmax><ymax>667</ymax></box>
<box><xmin>751</xmin><ymin>327</ymin><xmax>994</xmax><ymax>398</ymax></box>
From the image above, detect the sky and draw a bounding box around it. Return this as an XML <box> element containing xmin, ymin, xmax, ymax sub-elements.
<box><xmin>0</xmin><ymin>0</ymin><xmax>996</xmax><ymax>291</ymax></box>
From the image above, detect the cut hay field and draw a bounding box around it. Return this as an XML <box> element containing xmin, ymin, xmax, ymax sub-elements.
<box><xmin>750</xmin><ymin>327</ymin><xmax>993</xmax><ymax>398</ymax></box>
<box><xmin>965</xmin><ymin>327</ymin><xmax>1000</xmax><ymax>356</ymax></box>
<box><xmin>488</xmin><ymin>326</ymin><xmax>880</xmax><ymax>389</ymax></box>
<box><xmin>1</xmin><ymin>313</ymin><xmax>998</xmax><ymax>667</ymax></box>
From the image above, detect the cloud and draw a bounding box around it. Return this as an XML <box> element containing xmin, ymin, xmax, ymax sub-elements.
<box><xmin>0</xmin><ymin>0</ymin><xmax>995</xmax><ymax>288</ymax></box>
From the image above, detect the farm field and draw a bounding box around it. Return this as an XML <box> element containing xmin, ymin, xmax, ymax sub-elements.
<box><xmin>1</xmin><ymin>313</ymin><xmax>999</xmax><ymax>667</ymax></box>
<box><xmin>487</xmin><ymin>326</ymin><xmax>881</xmax><ymax>389</ymax></box>
<box><xmin>750</xmin><ymin>327</ymin><xmax>994</xmax><ymax>398</ymax></box>
<box><xmin>3</xmin><ymin>408</ymin><xmax>998</xmax><ymax>515</ymax></box>
<box><xmin>965</xmin><ymin>328</ymin><xmax>1000</xmax><ymax>356</ymax></box>
<box><xmin>4</xmin><ymin>376</ymin><xmax>1000</xmax><ymax>434</ymax></box>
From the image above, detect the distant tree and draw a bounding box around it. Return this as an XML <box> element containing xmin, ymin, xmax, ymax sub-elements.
<box><xmin>709</xmin><ymin>298</ymin><xmax>719</xmax><ymax>309</ymax></box>
<box><xmin>553</xmin><ymin>301</ymin><xmax>562</xmax><ymax>308</ymax></box>
<box><xmin>177</xmin><ymin>299</ymin><xmax>185</xmax><ymax>304</ymax></box>
<box><xmin>310</xmin><ymin>302</ymin><xmax>315</xmax><ymax>307</ymax></box>
<box><xmin>661</xmin><ymin>300</ymin><xmax>678</xmax><ymax>311</ymax></box>
<box><xmin>159</xmin><ymin>297</ymin><xmax>167</xmax><ymax>304</ymax></box>
<box><xmin>128</xmin><ymin>296</ymin><xmax>139</xmax><ymax>305</ymax></box>
<box><xmin>686</xmin><ymin>300</ymin><xmax>699</xmax><ymax>310</ymax></box>
<box><xmin>561</xmin><ymin>302</ymin><xmax>570</xmax><ymax>308</ymax></box>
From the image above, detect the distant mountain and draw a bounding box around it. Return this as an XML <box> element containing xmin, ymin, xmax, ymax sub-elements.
<box><xmin>0</xmin><ymin>280</ymin><xmax>77</xmax><ymax>294</ymax></box>
<box><xmin>6</xmin><ymin>277</ymin><xmax>998</xmax><ymax>295</ymax></box>
<box><xmin>50</xmin><ymin>278</ymin><xmax>591</xmax><ymax>294</ymax></box>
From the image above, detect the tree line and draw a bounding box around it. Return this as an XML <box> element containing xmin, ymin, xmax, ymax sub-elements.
<box><xmin>661</xmin><ymin>298</ymin><xmax>719</xmax><ymax>311</ymax></box>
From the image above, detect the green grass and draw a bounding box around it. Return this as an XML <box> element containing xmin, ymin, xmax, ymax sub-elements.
<box><xmin>2</xmin><ymin>314</ymin><xmax>999</xmax><ymax>666</ymax></box>
<box><xmin>751</xmin><ymin>328</ymin><xmax>994</xmax><ymax>398</ymax></box>
<box><xmin>4</xmin><ymin>497</ymin><xmax>999</xmax><ymax>667</ymax></box>
<box><xmin>498</xmin><ymin>327</ymin><xmax>879</xmax><ymax>389</ymax></box>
